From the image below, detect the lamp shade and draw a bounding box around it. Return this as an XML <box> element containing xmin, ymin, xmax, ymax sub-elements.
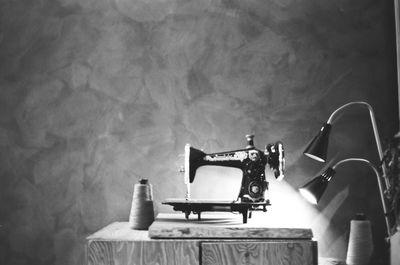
<box><xmin>299</xmin><ymin>167</ymin><xmax>335</xmax><ymax>204</ymax></box>
<box><xmin>299</xmin><ymin>157</ymin><xmax>392</xmax><ymax>237</ymax></box>
<box><xmin>303</xmin><ymin>123</ymin><xmax>332</xmax><ymax>162</ymax></box>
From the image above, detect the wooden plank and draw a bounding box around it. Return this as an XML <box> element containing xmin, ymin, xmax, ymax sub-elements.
<box><xmin>318</xmin><ymin>257</ymin><xmax>346</xmax><ymax>265</ymax></box>
<box><xmin>148</xmin><ymin>213</ymin><xmax>313</xmax><ymax>239</ymax></box>
<box><xmin>202</xmin><ymin>241</ymin><xmax>317</xmax><ymax>265</ymax></box>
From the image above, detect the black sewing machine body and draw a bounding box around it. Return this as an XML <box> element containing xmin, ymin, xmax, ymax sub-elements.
<box><xmin>187</xmin><ymin>145</ymin><xmax>283</xmax><ymax>202</ymax></box>
<box><xmin>163</xmin><ymin>135</ymin><xmax>285</xmax><ymax>223</ymax></box>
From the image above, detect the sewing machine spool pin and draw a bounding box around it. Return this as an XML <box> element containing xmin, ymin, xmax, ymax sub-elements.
<box><xmin>246</xmin><ymin>134</ymin><xmax>255</xmax><ymax>148</ymax></box>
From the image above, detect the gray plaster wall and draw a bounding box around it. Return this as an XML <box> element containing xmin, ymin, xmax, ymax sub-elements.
<box><xmin>0</xmin><ymin>0</ymin><xmax>398</xmax><ymax>264</ymax></box>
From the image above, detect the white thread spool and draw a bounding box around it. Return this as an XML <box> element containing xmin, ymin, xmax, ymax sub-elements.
<box><xmin>346</xmin><ymin>213</ymin><xmax>374</xmax><ymax>265</ymax></box>
<box><xmin>129</xmin><ymin>179</ymin><xmax>155</xmax><ymax>230</ymax></box>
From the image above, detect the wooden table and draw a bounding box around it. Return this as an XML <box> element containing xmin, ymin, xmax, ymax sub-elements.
<box><xmin>87</xmin><ymin>213</ymin><xmax>318</xmax><ymax>265</ymax></box>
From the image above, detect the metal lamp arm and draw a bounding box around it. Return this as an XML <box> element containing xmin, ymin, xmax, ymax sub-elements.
<box><xmin>326</xmin><ymin>101</ymin><xmax>389</xmax><ymax>189</ymax></box>
<box><xmin>332</xmin><ymin>158</ymin><xmax>391</xmax><ymax>237</ymax></box>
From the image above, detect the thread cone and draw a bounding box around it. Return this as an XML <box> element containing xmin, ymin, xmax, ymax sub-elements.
<box><xmin>346</xmin><ymin>219</ymin><xmax>373</xmax><ymax>265</ymax></box>
<box><xmin>129</xmin><ymin>180</ymin><xmax>155</xmax><ymax>230</ymax></box>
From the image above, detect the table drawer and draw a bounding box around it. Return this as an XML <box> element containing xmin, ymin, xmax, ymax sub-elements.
<box><xmin>201</xmin><ymin>241</ymin><xmax>317</xmax><ymax>265</ymax></box>
<box><xmin>88</xmin><ymin>240</ymin><xmax>199</xmax><ymax>265</ymax></box>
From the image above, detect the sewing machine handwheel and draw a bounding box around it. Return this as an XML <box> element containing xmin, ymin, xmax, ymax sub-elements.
<box><xmin>266</xmin><ymin>142</ymin><xmax>285</xmax><ymax>181</ymax></box>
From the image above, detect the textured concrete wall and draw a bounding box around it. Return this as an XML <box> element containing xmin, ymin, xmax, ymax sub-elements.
<box><xmin>0</xmin><ymin>0</ymin><xmax>398</xmax><ymax>264</ymax></box>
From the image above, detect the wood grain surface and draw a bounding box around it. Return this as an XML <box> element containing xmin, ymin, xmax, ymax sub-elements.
<box><xmin>318</xmin><ymin>258</ymin><xmax>346</xmax><ymax>265</ymax></box>
<box><xmin>148</xmin><ymin>213</ymin><xmax>313</xmax><ymax>239</ymax></box>
<box><xmin>88</xmin><ymin>240</ymin><xmax>199</xmax><ymax>265</ymax></box>
<box><xmin>202</xmin><ymin>241</ymin><xmax>317</xmax><ymax>265</ymax></box>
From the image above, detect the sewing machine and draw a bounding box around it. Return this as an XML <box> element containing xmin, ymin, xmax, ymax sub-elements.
<box><xmin>163</xmin><ymin>135</ymin><xmax>285</xmax><ymax>223</ymax></box>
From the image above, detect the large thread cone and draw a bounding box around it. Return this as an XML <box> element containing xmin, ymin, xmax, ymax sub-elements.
<box><xmin>129</xmin><ymin>179</ymin><xmax>155</xmax><ymax>230</ymax></box>
<box><xmin>346</xmin><ymin>218</ymin><xmax>373</xmax><ymax>265</ymax></box>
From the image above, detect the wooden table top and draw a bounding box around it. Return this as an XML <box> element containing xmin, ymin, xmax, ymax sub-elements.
<box><xmin>148</xmin><ymin>213</ymin><xmax>313</xmax><ymax>239</ymax></box>
<box><xmin>87</xmin><ymin>222</ymin><xmax>151</xmax><ymax>241</ymax></box>
<box><xmin>87</xmin><ymin>213</ymin><xmax>314</xmax><ymax>241</ymax></box>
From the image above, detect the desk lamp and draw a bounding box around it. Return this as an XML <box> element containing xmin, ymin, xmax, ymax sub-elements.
<box><xmin>303</xmin><ymin>102</ymin><xmax>390</xmax><ymax>193</ymax></box>
<box><xmin>299</xmin><ymin>158</ymin><xmax>391</xmax><ymax>236</ymax></box>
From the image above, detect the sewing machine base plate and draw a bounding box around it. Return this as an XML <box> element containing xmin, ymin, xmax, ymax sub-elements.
<box><xmin>162</xmin><ymin>199</ymin><xmax>271</xmax><ymax>224</ymax></box>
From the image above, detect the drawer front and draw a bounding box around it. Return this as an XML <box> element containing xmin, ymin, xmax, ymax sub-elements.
<box><xmin>88</xmin><ymin>240</ymin><xmax>199</xmax><ymax>265</ymax></box>
<box><xmin>201</xmin><ymin>241</ymin><xmax>317</xmax><ymax>265</ymax></box>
